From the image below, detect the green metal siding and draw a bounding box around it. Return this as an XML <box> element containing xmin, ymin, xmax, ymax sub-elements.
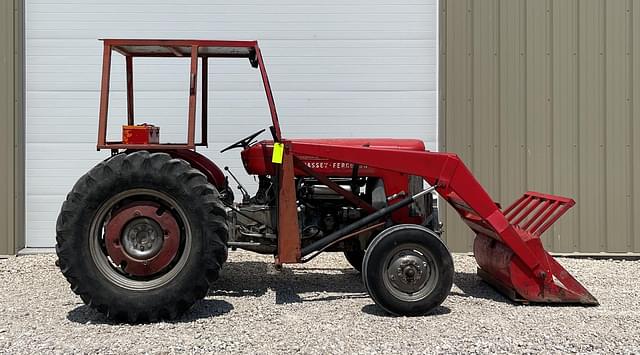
<box><xmin>440</xmin><ymin>0</ymin><xmax>640</xmax><ymax>253</ymax></box>
<box><xmin>0</xmin><ymin>0</ymin><xmax>24</xmax><ymax>255</ymax></box>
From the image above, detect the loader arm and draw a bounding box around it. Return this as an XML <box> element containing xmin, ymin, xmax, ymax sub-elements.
<box><xmin>289</xmin><ymin>141</ymin><xmax>598</xmax><ymax>305</ymax></box>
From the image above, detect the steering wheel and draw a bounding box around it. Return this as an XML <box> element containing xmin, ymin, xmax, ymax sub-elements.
<box><xmin>220</xmin><ymin>129</ymin><xmax>266</xmax><ymax>153</ymax></box>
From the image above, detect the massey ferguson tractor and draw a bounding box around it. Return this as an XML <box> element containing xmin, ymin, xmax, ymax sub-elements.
<box><xmin>56</xmin><ymin>39</ymin><xmax>598</xmax><ymax>323</ymax></box>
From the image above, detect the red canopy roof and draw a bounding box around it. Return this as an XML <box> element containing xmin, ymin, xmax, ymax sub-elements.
<box><xmin>101</xmin><ymin>39</ymin><xmax>259</xmax><ymax>58</ymax></box>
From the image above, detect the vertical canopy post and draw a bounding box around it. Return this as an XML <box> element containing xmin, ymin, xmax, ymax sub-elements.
<box><xmin>255</xmin><ymin>46</ymin><xmax>281</xmax><ymax>141</ymax></box>
<box><xmin>187</xmin><ymin>45</ymin><xmax>198</xmax><ymax>146</ymax></box>
<box><xmin>97</xmin><ymin>44</ymin><xmax>112</xmax><ymax>147</ymax></box>
<box><xmin>125</xmin><ymin>56</ymin><xmax>134</xmax><ymax>125</ymax></box>
<box><xmin>201</xmin><ymin>56</ymin><xmax>208</xmax><ymax>146</ymax></box>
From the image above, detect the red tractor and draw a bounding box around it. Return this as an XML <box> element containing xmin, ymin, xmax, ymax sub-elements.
<box><xmin>56</xmin><ymin>39</ymin><xmax>597</xmax><ymax>323</ymax></box>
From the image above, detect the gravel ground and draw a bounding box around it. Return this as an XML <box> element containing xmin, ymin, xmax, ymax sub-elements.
<box><xmin>0</xmin><ymin>252</ymin><xmax>638</xmax><ymax>354</ymax></box>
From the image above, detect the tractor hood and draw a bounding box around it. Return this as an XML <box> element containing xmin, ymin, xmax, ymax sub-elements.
<box><xmin>241</xmin><ymin>138</ymin><xmax>426</xmax><ymax>176</ymax></box>
<box><xmin>286</xmin><ymin>138</ymin><xmax>425</xmax><ymax>151</ymax></box>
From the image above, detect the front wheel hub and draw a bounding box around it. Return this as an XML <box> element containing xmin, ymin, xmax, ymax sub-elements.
<box><xmin>387</xmin><ymin>252</ymin><xmax>431</xmax><ymax>294</ymax></box>
<box><xmin>105</xmin><ymin>202</ymin><xmax>180</xmax><ymax>276</ymax></box>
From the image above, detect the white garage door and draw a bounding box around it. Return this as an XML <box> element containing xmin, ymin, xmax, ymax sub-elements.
<box><xmin>25</xmin><ymin>0</ymin><xmax>438</xmax><ymax>247</ymax></box>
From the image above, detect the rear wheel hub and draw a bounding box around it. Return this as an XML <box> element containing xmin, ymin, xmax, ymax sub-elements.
<box><xmin>105</xmin><ymin>202</ymin><xmax>180</xmax><ymax>277</ymax></box>
<box><xmin>121</xmin><ymin>217</ymin><xmax>164</xmax><ymax>259</ymax></box>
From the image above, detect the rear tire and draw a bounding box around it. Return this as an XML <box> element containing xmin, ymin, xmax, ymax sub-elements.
<box><xmin>362</xmin><ymin>224</ymin><xmax>453</xmax><ymax>316</ymax></box>
<box><xmin>56</xmin><ymin>151</ymin><xmax>228</xmax><ymax>323</ymax></box>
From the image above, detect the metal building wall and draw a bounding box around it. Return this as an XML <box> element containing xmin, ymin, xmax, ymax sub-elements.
<box><xmin>440</xmin><ymin>0</ymin><xmax>640</xmax><ymax>253</ymax></box>
<box><xmin>0</xmin><ymin>0</ymin><xmax>25</xmax><ymax>255</ymax></box>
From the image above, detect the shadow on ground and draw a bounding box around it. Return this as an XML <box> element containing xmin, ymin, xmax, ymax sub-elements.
<box><xmin>211</xmin><ymin>261</ymin><xmax>367</xmax><ymax>304</ymax></box>
<box><xmin>67</xmin><ymin>299</ymin><xmax>234</xmax><ymax>325</ymax></box>
<box><xmin>451</xmin><ymin>271</ymin><xmax>513</xmax><ymax>304</ymax></box>
<box><xmin>66</xmin><ymin>262</ymin><xmax>512</xmax><ymax>324</ymax></box>
<box><xmin>361</xmin><ymin>304</ymin><xmax>452</xmax><ymax>317</ymax></box>
<box><xmin>212</xmin><ymin>261</ymin><xmax>511</xmax><ymax>307</ymax></box>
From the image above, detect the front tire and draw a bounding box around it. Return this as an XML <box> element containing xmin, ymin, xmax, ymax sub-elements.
<box><xmin>362</xmin><ymin>224</ymin><xmax>453</xmax><ymax>316</ymax></box>
<box><xmin>56</xmin><ymin>151</ymin><xmax>228</xmax><ymax>323</ymax></box>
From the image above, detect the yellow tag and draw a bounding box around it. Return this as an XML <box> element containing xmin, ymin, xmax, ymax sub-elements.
<box><xmin>272</xmin><ymin>142</ymin><xmax>284</xmax><ymax>164</ymax></box>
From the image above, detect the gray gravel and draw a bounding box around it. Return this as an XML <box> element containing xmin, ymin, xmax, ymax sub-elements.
<box><xmin>0</xmin><ymin>252</ymin><xmax>638</xmax><ymax>354</ymax></box>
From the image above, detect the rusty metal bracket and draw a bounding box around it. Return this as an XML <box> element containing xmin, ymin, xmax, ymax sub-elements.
<box><xmin>275</xmin><ymin>145</ymin><xmax>300</xmax><ymax>264</ymax></box>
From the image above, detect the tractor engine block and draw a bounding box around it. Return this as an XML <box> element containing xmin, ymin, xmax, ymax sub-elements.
<box><xmin>228</xmin><ymin>176</ymin><xmax>383</xmax><ymax>253</ymax></box>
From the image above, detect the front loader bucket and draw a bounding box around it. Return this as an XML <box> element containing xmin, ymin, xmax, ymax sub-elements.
<box><xmin>452</xmin><ymin>191</ymin><xmax>598</xmax><ymax>305</ymax></box>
